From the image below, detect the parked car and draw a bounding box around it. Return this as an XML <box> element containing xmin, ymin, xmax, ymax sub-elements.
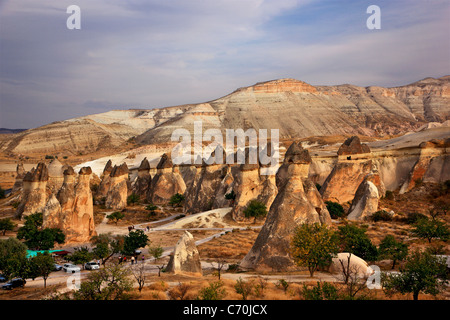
<box><xmin>84</xmin><ymin>262</ymin><xmax>100</xmax><ymax>270</ymax></box>
<box><xmin>62</xmin><ymin>263</ymin><xmax>81</xmax><ymax>273</ymax></box>
<box><xmin>54</xmin><ymin>264</ymin><xmax>63</xmax><ymax>271</ymax></box>
<box><xmin>0</xmin><ymin>274</ymin><xmax>7</xmax><ymax>283</ymax></box>
<box><xmin>2</xmin><ymin>278</ymin><xmax>26</xmax><ymax>290</ymax></box>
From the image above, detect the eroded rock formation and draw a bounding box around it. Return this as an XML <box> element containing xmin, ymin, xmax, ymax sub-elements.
<box><xmin>16</xmin><ymin>162</ymin><xmax>49</xmax><ymax>219</ymax></box>
<box><xmin>399</xmin><ymin>138</ymin><xmax>450</xmax><ymax>194</ymax></box>
<box><xmin>347</xmin><ymin>171</ymin><xmax>385</xmax><ymax>221</ymax></box>
<box><xmin>105</xmin><ymin>163</ymin><xmax>129</xmax><ymax>210</ymax></box>
<box><xmin>12</xmin><ymin>163</ymin><xmax>25</xmax><ymax>193</ymax></box>
<box><xmin>240</xmin><ymin>142</ymin><xmax>331</xmax><ymax>271</ymax></box>
<box><xmin>320</xmin><ymin>136</ymin><xmax>373</xmax><ymax>203</ymax></box>
<box><xmin>96</xmin><ymin>160</ymin><xmax>113</xmax><ymax>199</ymax></box>
<box><xmin>47</xmin><ymin>158</ymin><xmax>64</xmax><ymax>193</ymax></box>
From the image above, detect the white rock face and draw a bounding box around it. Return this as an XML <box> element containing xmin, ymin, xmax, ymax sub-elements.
<box><xmin>347</xmin><ymin>180</ymin><xmax>380</xmax><ymax>221</ymax></box>
<box><xmin>166</xmin><ymin>231</ymin><xmax>202</xmax><ymax>275</ymax></box>
<box><xmin>330</xmin><ymin>253</ymin><xmax>374</xmax><ymax>278</ymax></box>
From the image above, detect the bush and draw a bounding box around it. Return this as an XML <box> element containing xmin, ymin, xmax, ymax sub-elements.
<box><xmin>337</xmin><ymin>224</ymin><xmax>378</xmax><ymax>262</ymax></box>
<box><xmin>234</xmin><ymin>277</ymin><xmax>253</xmax><ymax>300</ymax></box>
<box><xmin>197</xmin><ymin>281</ymin><xmax>226</xmax><ymax>300</ymax></box>
<box><xmin>315</xmin><ymin>183</ymin><xmax>321</xmax><ymax>191</ymax></box>
<box><xmin>325</xmin><ymin>201</ymin><xmax>345</xmax><ymax>219</ymax></box>
<box><xmin>300</xmin><ymin>282</ymin><xmax>339</xmax><ymax>300</ymax></box>
<box><xmin>127</xmin><ymin>193</ymin><xmax>140</xmax><ymax>206</ymax></box>
<box><xmin>384</xmin><ymin>190</ymin><xmax>394</xmax><ymax>200</ymax></box>
<box><xmin>369</xmin><ymin>210</ymin><xmax>392</xmax><ymax>222</ymax></box>
<box><xmin>169</xmin><ymin>193</ymin><xmax>185</xmax><ymax>207</ymax></box>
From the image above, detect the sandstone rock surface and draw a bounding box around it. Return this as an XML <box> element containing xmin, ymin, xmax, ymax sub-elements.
<box><xmin>240</xmin><ymin>142</ymin><xmax>331</xmax><ymax>271</ymax></box>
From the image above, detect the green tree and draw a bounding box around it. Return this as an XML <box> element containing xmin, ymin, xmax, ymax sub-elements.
<box><xmin>382</xmin><ymin>250</ymin><xmax>448</xmax><ymax>300</ymax></box>
<box><xmin>29</xmin><ymin>252</ymin><xmax>55</xmax><ymax>288</ymax></box>
<box><xmin>16</xmin><ymin>212</ymin><xmax>65</xmax><ymax>250</ymax></box>
<box><xmin>0</xmin><ymin>238</ymin><xmax>29</xmax><ymax>280</ymax></box>
<box><xmin>197</xmin><ymin>281</ymin><xmax>226</xmax><ymax>300</ymax></box>
<box><xmin>411</xmin><ymin>217</ymin><xmax>450</xmax><ymax>243</ymax></box>
<box><xmin>73</xmin><ymin>261</ymin><xmax>133</xmax><ymax>300</ymax></box>
<box><xmin>243</xmin><ymin>200</ymin><xmax>268</xmax><ymax>223</ymax></box>
<box><xmin>337</xmin><ymin>224</ymin><xmax>378</xmax><ymax>262</ymax></box>
<box><xmin>122</xmin><ymin>230</ymin><xmax>149</xmax><ymax>256</ymax></box>
<box><xmin>291</xmin><ymin>223</ymin><xmax>339</xmax><ymax>277</ymax></box>
<box><xmin>0</xmin><ymin>218</ymin><xmax>16</xmax><ymax>236</ymax></box>
<box><xmin>69</xmin><ymin>247</ymin><xmax>93</xmax><ymax>269</ymax></box>
<box><xmin>106</xmin><ymin>211</ymin><xmax>125</xmax><ymax>225</ymax></box>
<box><xmin>127</xmin><ymin>193</ymin><xmax>140</xmax><ymax>206</ymax></box>
<box><xmin>91</xmin><ymin>233</ymin><xmax>124</xmax><ymax>266</ymax></box>
<box><xmin>378</xmin><ymin>235</ymin><xmax>409</xmax><ymax>269</ymax></box>
<box><xmin>169</xmin><ymin>193</ymin><xmax>185</xmax><ymax>207</ymax></box>
<box><xmin>145</xmin><ymin>204</ymin><xmax>158</xmax><ymax>216</ymax></box>
<box><xmin>325</xmin><ymin>201</ymin><xmax>345</xmax><ymax>219</ymax></box>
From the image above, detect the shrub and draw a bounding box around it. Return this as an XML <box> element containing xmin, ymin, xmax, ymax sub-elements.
<box><xmin>243</xmin><ymin>200</ymin><xmax>268</xmax><ymax>223</ymax></box>
<box><xmin>402</xmin><ymin>212</ymin><xmax>427</xmax><ymax>225</ymax></box>
<box><xmin>197</xmin><ymin>281</ymin><xmax>226</xmax><ymax>300</ymax></box>
<box><xmin>315</xmin><ymin>183</ymin><xmax>321</xmax><ymax>191</ymax></box>
<box><xmin>234</xmin><ymin>277</ymin><xmax>253</xmax><ymax>300</ymax></box>
<box><xmin>127</xmin><ymin>193</ymin><xmax>140</xmax><ymax>206</ymax></box>
<box><xmin>224</xmin><ymin>190</ymin><xmax>236</xmax><ymax>201</ymax></box>
<box><xmin>325</xmin><ymin>201</ymin><xmax>345</xmax><ymax>219</ymax></box>
<box><xmin>384</xmin><ymin>190</ymin><xmax>394</xmax><ymax>200</ymax></box>
<box><xmin>369</xmin><ymin>210</ymin><xmax>392</xmax><ymax>222</ymax></box>
<box><xmin>169</xmin><ymin>193</ymin><xmax>185</xmax><ymax>207</ymax></box>
<box><xmin>300</xmin><ymin>282</ymin><xmax>339</xmax><ymax>300</ymax></box>
<box><xmin>106</xmin><ymin>211</ymin><xmax>125</xmax><ymax>225</ymax></box>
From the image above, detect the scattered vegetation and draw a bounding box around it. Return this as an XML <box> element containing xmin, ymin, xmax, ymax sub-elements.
<box><xmin>234</xmin><ymin>277</ymin><xmax>253</xmax><ymax>300</ymax></box>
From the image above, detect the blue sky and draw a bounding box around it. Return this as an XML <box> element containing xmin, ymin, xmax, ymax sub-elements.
<box><xmin>0</xmin><ymin>0</ymin><xmax>449</xmax><ymax>129</ymax></box>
